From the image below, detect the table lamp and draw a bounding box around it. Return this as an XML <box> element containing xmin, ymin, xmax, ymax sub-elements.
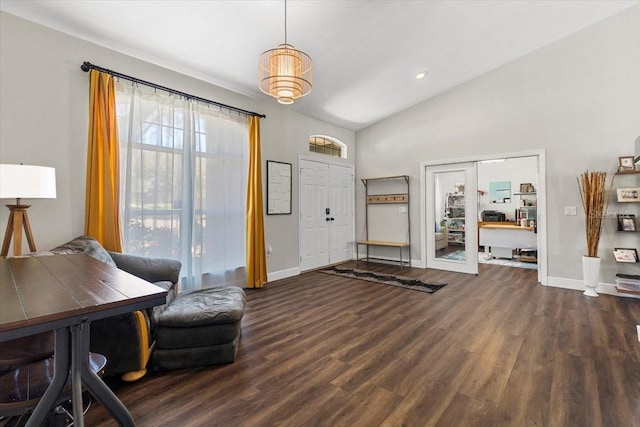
<box><xmin>0</xmin><ymin>164</ymin><xmax>56</xmax><ymax>257</ymax></box>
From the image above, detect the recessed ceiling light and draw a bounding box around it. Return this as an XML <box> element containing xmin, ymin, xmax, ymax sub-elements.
<box><xmin>416</xmin><ymin>71</ymin><xmax>427</xmax><ymax>79</ymax></box>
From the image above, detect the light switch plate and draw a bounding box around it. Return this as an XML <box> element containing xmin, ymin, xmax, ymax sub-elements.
<box><xmin>564</xmin><ymin>206</ymin><xmax>577</xmax><ymax>216</ymax></box>
<box><xmin>398</xmin><ymin>206</ymin><xmax>407</xmax><ymax>214</ymax></box>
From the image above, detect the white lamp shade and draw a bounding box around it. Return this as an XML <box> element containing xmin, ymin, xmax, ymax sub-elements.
<box><xmin>0</xmin><ymin>164</ymin><xmax>57</xmax><ymax>199</ymax></box>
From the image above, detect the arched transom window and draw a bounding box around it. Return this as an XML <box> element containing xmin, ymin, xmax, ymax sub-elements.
<box><xmin>309</xmin><ymin>135</ymin><xmax>347</xmax><ymax>159</ymax></box>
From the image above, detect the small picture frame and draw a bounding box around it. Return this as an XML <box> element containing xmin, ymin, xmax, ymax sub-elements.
<box><xmin>617</xmin><ymin>214</ymin><xmax>636</xmax><ymax>231</ymax></box>
<box><xmin>618</xmin><ymin>156</ymin><xmax>635</xmax><ymax>171</ymax></box>
<box><xmin>519</xmin><ymin>183</ymin><xmax>535</xmax><ymax>193</ymax></box>
<box><xmin>616</xmin><ymin>187</ymin><xmax>640</xmax><ymax>202</ymax></box>
<box><xmin>613</xmin><ymin>248</ymin><xmax>639</xmax><ymax>263</ymax></box>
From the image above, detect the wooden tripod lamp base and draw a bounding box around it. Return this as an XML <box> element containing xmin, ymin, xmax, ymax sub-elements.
<box><xmin>0</xmin><ymin>164</ymin><xmax>57</xmax><ymax>257</ymax></box>
<box><xmin>1</xmin><ymin>202</ymin><xmax>38</xmax><ymax>257</ymax></box>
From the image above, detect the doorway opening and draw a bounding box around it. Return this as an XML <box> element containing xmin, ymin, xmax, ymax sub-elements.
<box><xmin>420</xmin><ymin>150</ymin><xmax>547</xmax><ymax>284</ymax></box>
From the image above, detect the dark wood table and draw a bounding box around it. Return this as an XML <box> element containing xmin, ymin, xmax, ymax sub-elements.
<box><xmin>0</xmin><ymin>253</ymin><xmax>168</xmax><ymax>427</ymax></box>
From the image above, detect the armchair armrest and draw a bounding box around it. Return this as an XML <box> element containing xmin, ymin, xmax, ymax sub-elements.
<box><xmin>108</xmin><ymin>251</ymin><xmax>182</xmax><ymax>285</ymax></box>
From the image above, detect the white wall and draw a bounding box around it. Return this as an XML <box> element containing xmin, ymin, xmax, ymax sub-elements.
<box><xmin>0</xmin><ymin>12</ymin><xmax>355</xmax><ymax>278</ymax></box>
<box><xmin>356</xmin><ymin>6</ymin><xmax>640</xmax><ymax>285</ymax></box>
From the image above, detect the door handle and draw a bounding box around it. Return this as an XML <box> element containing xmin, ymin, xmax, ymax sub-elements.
<box><xmin>326</xmin><ymin>217</ymin><xmax>331</xmax><ymax>222</ymax></box>
<box><xmin>330</xmin><ymin>217</ymin><xmax>335</xmax><ymax>221</ymax></box>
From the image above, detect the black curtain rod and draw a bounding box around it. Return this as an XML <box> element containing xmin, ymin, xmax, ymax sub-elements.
<box><xmin>80</xmin><ymin>61</ymin><xmax>266</xmax><ymax>119</ymax></box>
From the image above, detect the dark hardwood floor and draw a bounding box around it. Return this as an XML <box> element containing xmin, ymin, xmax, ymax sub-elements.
<box><xmin>83</xmin><ymin>261</ymin><xmax>640</xmax><ymax>427</ymax></box>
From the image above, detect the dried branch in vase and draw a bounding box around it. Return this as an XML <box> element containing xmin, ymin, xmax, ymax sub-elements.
<box><xmin>577</xmin><ymin>171</ymin><xmax>609</xmax><ymax>258</ymax></box>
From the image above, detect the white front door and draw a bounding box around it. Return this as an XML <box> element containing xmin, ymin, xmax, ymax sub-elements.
<box><xmin>425</xmin><ymin>162</ymin><xmax>478</xmax><ymax>274</ymax></box>
<box><xmin>329</xmin><ymin>164</ymin><xmax>354</xmax><ymax>263</ymax></box>
<box><xmin>300</xmin><ymin>159</ymin><xmax>353</xmax><ymax>271</ymax></box>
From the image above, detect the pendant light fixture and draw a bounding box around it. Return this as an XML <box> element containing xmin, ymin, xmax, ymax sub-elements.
<box><xmin>259</xmin><ymin>0</ymin><xmax>312</xmax><ymax>105</ymax></box>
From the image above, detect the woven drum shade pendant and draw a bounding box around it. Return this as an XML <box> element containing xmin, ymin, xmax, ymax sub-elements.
<box><xmin>259</xmin><ymin>0</ymin><xmax>312</xmax><ymax>104</ymax></box>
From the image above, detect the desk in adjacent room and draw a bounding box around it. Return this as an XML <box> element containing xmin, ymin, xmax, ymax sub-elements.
<box><xmin>479</xmin><ymin>224</ymin><xmax>537</xmax><ymax>260</ymax></box>
<box><xmin>0</xmin><ymin>254</ymin><xmax>167</xmax><ymax>427</ymax></box>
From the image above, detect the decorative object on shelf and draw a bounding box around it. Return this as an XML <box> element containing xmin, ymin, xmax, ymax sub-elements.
<box><xmin>616</xmin><ymin>273</ymin><xmax>640</xmax><ymax>294</ymax></box>
<box><xmin>0</xmin><ymin>164</ymin><xmax>56</xmax><ymax>257</ymax></box>
<box><xmin>259</xmin><ymin>0</ymin><xmax>312</xmax><ymax>105</ymax></box>
<box><xmin>616</xmin><ymin>187</ymin><xmax>640</xmax><ymax>202</ymax></box>
<box><xmin>577</xmin><ymin>170</ymin><xmax>610</xmax><ymax>297</ymax></box>
<box><xmin>613</xmin><ymin>248</ymin><xmax>639</xmax><ymax>263</ymax></box>
<box><xmin>266</xmin><ymin>160</ymin><xmax>292</xmax><ymax>215</ymax></box>
<box><xmin>617</xmin><ymin>214</ymin><xmax>637</xmax><ymax>231</ymax></box>
<box><xmin>519</xmin><ymin>183</ymin><xmax>535</xmax><ymax>193</ymax></box>
<box><xmin>618</xmin><ymin>156</ymin><xmax>635</xmax><ymax>172</ymax></box>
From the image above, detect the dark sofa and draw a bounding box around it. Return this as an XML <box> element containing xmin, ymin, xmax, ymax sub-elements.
<box><xmin>47</xmin><ymin>236</ymin><xmax>182</xmax><ymax>381</ymax></box>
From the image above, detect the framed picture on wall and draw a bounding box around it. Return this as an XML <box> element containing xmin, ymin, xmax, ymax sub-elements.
<box><xmin>489</xmin><ymin>181</ymin><xmax>511</xmax><ymax>203</ymax></box>
<box><xmin>266</xmin><ymin>160</ymin><xmax>292</xmax><ymax>215</ymax></box>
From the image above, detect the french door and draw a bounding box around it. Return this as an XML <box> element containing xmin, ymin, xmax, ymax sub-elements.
<box><xmin>425</xmin><ymin>162</ymin><xmax>478</xmax><ymax>274</ymax></box>
<box><xmin>299</xmin><ymin>159</ymin><xmax>354</xmax><ymax>271</ymax></box>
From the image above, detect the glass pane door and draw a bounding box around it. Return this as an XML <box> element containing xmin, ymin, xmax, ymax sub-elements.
<box><xmin>426</xmin><ymin>163</ymin><xmax>478</xmax><ymax>274</ymax></box>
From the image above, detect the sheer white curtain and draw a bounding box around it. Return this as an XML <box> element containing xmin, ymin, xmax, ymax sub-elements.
<box><xmin>116</xmin><ymin>83</ymin><xmax>248</xmax><ymax>290</ymax></box>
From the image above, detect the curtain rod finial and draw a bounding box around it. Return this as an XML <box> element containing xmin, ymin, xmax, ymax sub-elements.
<box><xmin>81</xmin><ymin>61</ymin><xmax>92</xmax><ymax>72</ymax></box>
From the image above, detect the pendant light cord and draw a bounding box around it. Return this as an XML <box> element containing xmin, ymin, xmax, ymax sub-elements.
<box><xmin>284</xmin><ymin>0</ymin><xmax>288</xmax><ymax>45</ymax></box>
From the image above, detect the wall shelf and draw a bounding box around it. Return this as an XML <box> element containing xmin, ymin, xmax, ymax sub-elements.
<box><xmin>611</xmin><ymin>169</ymin><xmax>639</xmax><ymax>296</ymax></box>
<box><xmin>446</xmin><ymin>193</ymin><xmax>466</xmax><ymax>244</ymax></box>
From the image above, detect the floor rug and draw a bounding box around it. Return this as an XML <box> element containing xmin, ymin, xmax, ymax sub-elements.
<box><xmin>439</xmin><ymin>250</ymin><xmax>467</xmax><ymax>261</ymax></box>
<box><xmin>319</xmin><ymin>266</ymin><xmax>447</xmax><ymax>294</ymax></box>
<box><xmin>438</xmin><ymin>250</ymin><xmax>538</xmax><ymax>270</ymax></box>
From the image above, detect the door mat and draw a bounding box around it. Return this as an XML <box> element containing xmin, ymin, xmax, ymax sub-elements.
<box><xmin>319</xmin><ymin>266</ymin><xmax>447</xmax><ymax>294</ymax></box>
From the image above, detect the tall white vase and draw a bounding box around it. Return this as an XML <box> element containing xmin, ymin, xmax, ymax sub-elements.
<box><xmin>582</xmin><ymin>255</ymin><xmax>601</xmax><ymax>297</ymax></box>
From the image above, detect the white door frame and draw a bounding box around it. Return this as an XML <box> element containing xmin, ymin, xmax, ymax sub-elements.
<box><xmin>298</xmin><ymin>156</ymin><xmax>355</xmax><ymax>270</ymax></box>
<box><xmin>419</xmin><ymin>149</ymin><xmax>547</xmax><ymax>285</ymax></box>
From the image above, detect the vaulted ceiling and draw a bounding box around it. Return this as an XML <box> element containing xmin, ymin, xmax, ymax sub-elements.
<box><xmin>1</xmin><ymin>1</ymin><xmax>636</xmax><ymax>130</ymax></box>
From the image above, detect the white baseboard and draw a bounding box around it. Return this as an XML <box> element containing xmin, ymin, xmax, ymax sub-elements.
<box><xmin>546</xmin><ymin>276</ymin><xmax>640</xmax><ymax>299</ymax></box>
<box><xmin>411</xmin><ymin>258</ymin><xmax>425</xmax><ymax>268</ymax></box>
<box><xmin>267</xmin><ymin>266</ymin><xmax>301</xmax><ymax>282</ymax></box>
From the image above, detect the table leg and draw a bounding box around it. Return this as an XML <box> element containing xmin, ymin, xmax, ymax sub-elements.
<box><xmin>72</xmin><ymin>322</ymin><xmax>135</xmax><ymax>427</ymax></box>
<box><xmin>71</xmin><ymin>324</ymin><xmax>85</xmax><ymax>426</ymax></box>
<box><xmin>25</xmin><ymin>328</ymin><xmax>71</xmax><ymax>427</ymax></box>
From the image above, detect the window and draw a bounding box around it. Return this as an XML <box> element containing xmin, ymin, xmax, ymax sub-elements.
<box><xmin>116</xmin><ymin>84</ymin><xmax>248</xmax><ymax>290</ymax></box>
<box><xmin>309</xmin><ymin>135</ymin><xmax>347</xmax><ymax>159</ymax></box>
